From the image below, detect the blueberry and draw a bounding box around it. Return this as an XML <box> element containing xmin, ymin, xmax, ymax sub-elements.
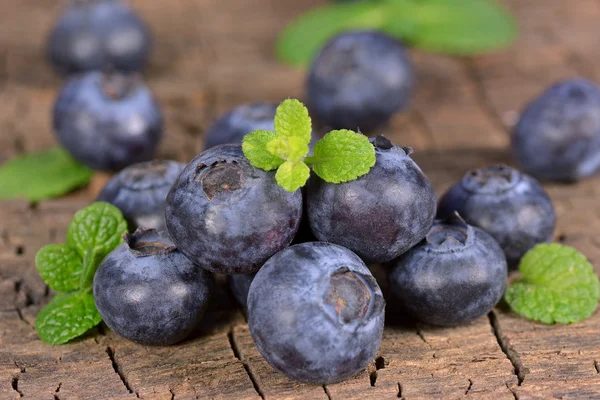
<box><xmin>165</xmin><ymin>144</ymin><xmax>302</xmax><ymax>274</ymax></box>
<box><xmin>205</xmin><ymin>103</ymin><xmax>319</xmax><ymax>150</ymax></box>
<box><xmin>307</xmin><ymin>136</ymin><xmax>436</xmax><ymax>264</ymax></box>
<box><xmin>53</xmin><ymin>71</ymin><xmax>163</xmax><ymax>171</ymax></box>
<box><xmin>97</xmin><ymin>160</ymin><xmax>185</xmax><ymax>231</ymax></box>
<box><xmin>438</xmin><ymin>164</ymin><xmax>556</xmax><ymax>268</ymax></box>
<box><xmin>512</xmin><ymin>78</ymin><xmax>600</xmax><ymax>181</ymax></box>
<box><xmin>307</xmin><ymin>31</ymin><xmax>414</xmax><ymax>133</ymax></box>
<box><xmin>93</xmin><ymin>229</ymin><xmax>213</xmax><ymax>345</ymax></box>
<box><xmin>388</xmin><ymin>214</ymin><xmax>507</xmax><ymax>326</ymax></box>
<box><xmin>248</xmin><ymin>242</ymin><xmax>385</xmax><ymax>384</ymax></box>
<box><xmin>227</xmin><ymin>273</ymin><xmax>256</xmax><ymax>309</ymax></box>
<box><xmin>47</xmin><ymin>0</ymin><xmax>151</xmax><ymax>75</ymax></box>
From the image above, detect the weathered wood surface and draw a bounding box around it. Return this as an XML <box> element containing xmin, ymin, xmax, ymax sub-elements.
<box><xmin>1</xmin><ymin>0</ymin><xmax>600</xmax><ymax>399</ymax></box>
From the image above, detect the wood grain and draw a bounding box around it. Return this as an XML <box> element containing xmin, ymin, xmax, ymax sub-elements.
<box><xmin>1</xmin><ymin>0</ymin><xmax>599</xmax><ymax>398</ymax></box>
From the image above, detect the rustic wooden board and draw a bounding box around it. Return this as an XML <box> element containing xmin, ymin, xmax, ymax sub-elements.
<box><xmin>1</xmin><ymin>0</ymin><xmax>600</xmax><ymax>399</ymax></box>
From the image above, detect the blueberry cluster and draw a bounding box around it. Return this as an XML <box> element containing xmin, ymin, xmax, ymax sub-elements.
<box><xmin>44</xmin><ymin>0</ymin><xmax>596</xmax><ymax>387</ymax></box>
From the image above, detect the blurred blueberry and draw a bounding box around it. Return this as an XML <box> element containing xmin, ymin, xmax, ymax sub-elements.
<box><xmin>53</xmin><ymin>71</ymin><xmax>163</xmax><ymax>171</ymax></box>
<box><xmin>307</xmin><ymin>31</ymin><xmax>414</xmax><ymax>133</ymax></box>
<box><xmin>512</xmin><ymin>78</ymin><xmax>600</xmax><ymax>181</ymax></box>
<box><xmin>47</xmin><ymin>0</ymin><xmax>151</xmax><ymax>75</ymax></box>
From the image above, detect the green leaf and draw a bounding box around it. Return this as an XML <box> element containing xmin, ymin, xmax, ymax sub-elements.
<box><xmin>275</xmin><ymin>161</ymin><xmax>310</xmax><ymax>192</ymax></box>
<box><xmin>307</xmin><ymin>130</ymin><xmax>376</xmax><ymax>184</ymax></box>
<box><xmin>243</xmin><ymin>130</ymin><xmax>285</xmax><ymax>171</ymax></box>
<box><xmin>275</xmin><ymin>0</ymin><xmax>517</xmax><ymax>67</ymax></box>
<box><xmin>276</xmin><ymin>2</ymin><xmax>386</xmax><ymax>67</ymax></box>
<box><xmin>35</xmin><ymin>244</ymin><xmax>83</xmax><ymax>293</ymax></box>
<box><xmin>383</xmin><ymin>0</ymin><xmax>517</xmax><ymax>55</ymax></box>
<box><xmin>274</xmin><ymin>99</ymin><xmax>313</xmax><ymax>144</ymax></box>
<box><xmin>505</xmin><ymin>244</ymin><xmax>600</xmax><ymax>324</ymax></box>
<box><xmin>66</xmin><ymin>202</ymin><xmax>127</xmax><ymax>289</ymax></box>
<box><xmin>0</xmin><ymin>147</ymin><xmax>93</xmax><ymax>202</ymax></box>
<box><xmin>36</xmin><ymin>291</ymin><xmax>102</xmax><ymax>345</ymax></box>
<box><xmin>267</xmin><ymin>137</ymin><xmax>310</xmax><ymax>163</ymax></box>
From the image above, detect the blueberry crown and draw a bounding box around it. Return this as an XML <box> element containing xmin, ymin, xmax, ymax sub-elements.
<box><xmin>424</xmin><ymin>212</ymin><xmax>474</xmax><ymax>253</ymax></box>
<box><xmin>461</xmin><ymin>164</ymin><xmax>520</xmax><ymax>194</ymax></box>
<box><xmin>125</xmin><ymin>228</ymin><xmax>177</xmax><ymax>257</ymax></box>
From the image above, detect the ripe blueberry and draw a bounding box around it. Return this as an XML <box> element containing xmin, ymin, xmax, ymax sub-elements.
<box><xmin>388</xmin><ymin>214</ymin><xmax>507</xmax><ymax>326</ymax></box>
<box><xmin>47</xmin><ymin>0</ymin><xmax>151</xmax><ymax>75</ymax></box>
<box><xmin>438</xmin><ymin>164</ymin><xmax>556</xmax><ymax>268</ymax></box>
<box><xmin>512</xmin><ymin>78</ymin><xmax>600</xmax><ymax>181</ymax></box>
<box><xmin>97</xmin><ymin>160</ymin><xmax>185</xmax><ymax>232</ymax></box>
<box><xmin>307</xmin><ymin>136</ymin><xmax>436</xmax><ymax>263</ymax></box>
<box><xmin>248</xmin><ymin>242</ymin><xmax>385</xmax><ymax>384</ymax></box>
<box><xmin>53</xmin><ymin>71</ymin><xmax>163</xmax><ymax>171</ymax></box>
<box><xmin>93</xmin><ymin>229</ymin><xmax>213</xmax><ymax>345</ymax></box>
<box><xmin>204</xmin><ymin>103</ymin><xmax>319</xmax><ymax>150</ymax></box>
<box><xmin>165</xmin><ymin>144</ymin><xmax>302</xmax><ymax>274</ymax></box>
<box><xmin>307</xmin><ymin>31</ymin><xmax>414</xmax><ymax>133</ymax></box>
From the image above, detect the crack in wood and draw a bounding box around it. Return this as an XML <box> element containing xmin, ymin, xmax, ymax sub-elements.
<box><xmin>369</xmin><ymin>356</ymin><xmax>386</xmax><ymax>387</ymax></box>
<box><xmin>397</xmin><ymin>382</ymin><xmax>404</xmax><ymax>399</ymax></box>
<box><xmin>323</xmin><ymin>385</ymin><xmax>332</xmax><ymax>400</ymax></box>
<box><xmin>506</xmin><ymin>382</ymin><xmax>519</xmax><ymax>400</ymax></box>
<box><xmin>488</xmin><ymin>312</ymin><xmax>526</xmax><ymax>385</ymax></box>
<box><xmin>11</xmin><ymin>375</ymin><xmax>23</xmax><ymax>397</ymax></box>
<box><xmin>595</xmin><ymin>360</ymin><xmax>599</xmax><ymax>374</ymax></box>
<box><xmin>465</xmin><ymin>378</ymin><xmax>473</xmax><ymax>395</ymax></box>
<box><xmin>54</xmin><ymin>382</ymin><xmax>62</xmax><ymax>400</ymax></box>
<box><xmin>105</xmin><ymin>346</ymin><xmax>136</xmax><ymax>396</ymax></box>
<box><xmin>169</xmin><ymin>387</ymin><xmax>175</xmax><ymax>400</ymax></box>
<box><xmin>227</xmin><ymin>328</ymin><xmax>265</xmax><ymax>399</ymax></box>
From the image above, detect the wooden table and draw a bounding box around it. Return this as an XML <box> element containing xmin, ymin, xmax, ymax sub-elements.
<box><xmin>2</xmin><ymin>0</ymin><xmax>600</xmax><ymax>398</ymax></box>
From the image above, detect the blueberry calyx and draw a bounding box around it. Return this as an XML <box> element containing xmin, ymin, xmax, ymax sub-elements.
<box><xmin>101</xmin><ymin>71</ymin><xmax>139</xmax><ymax>101</ymax></box>
<box><xmin>196</xmin><ymin>161</ymin><xmax>244</xmax><ymax>201</ymax></box>
<box><xmin>124</xmin><ymin>228</ymin><xmax>176</xmax><ymax>257</ymax></box>
<box><xmin>322</xmin><ymin>267</ymin><xmax>383</xmax><ymax>328</ymax></box>
<box><xmin>424</xmin><ymin>212</ymin><xmax>474</xmax><ymax>253</ymax></box>
<box><xmin>370</xmin><ymin>136</ymin><xmax>414</xmax><ymax>156</ymax></box>
<box><xmin>123</xmin><ymin>161</ymin><xmax>171</xmax><ymax>190</ymax></box>
<box><xmin>461</xmin><ymin>164</ymin><xmax>520</xmax><ymax>195</ymax></box>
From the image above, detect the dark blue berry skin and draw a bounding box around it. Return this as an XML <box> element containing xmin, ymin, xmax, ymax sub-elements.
<box><xmin>307</xmin><ymin>31</ymin><xmax>414</xmax><ymax>133</ymax></box>
<box><xmin>307</xmin><ymin>136</ymin><xmax>436</xmax><ymax>264</ymax></box>
<box><xmin>438</xmin><ymin>164</ymin><xmax>555</xmax><ymax>268</ymax></box>
<box><xmin>227</xmin><ymin>273</ymin><xmax>256</xmax><ymax>309</ymax></box>
<box><xmin>205</xmin><ymin>103</ymin><xmax>319</xmax><ymax>150</ymax></box>
<box><xmin>97</xmin><ymin>160</ymin><xmax>185</xmax><ymax>232</ymax></box>
<box><xmin>53</xmin><ymin>71</ymin><xmax>163</xmax><ymax>171</ymax></box>
<box><xmin>388</xmin><ymin>215</ymin><xmax>507</xmax><ymax>326</ymax></box>
<box><xmin>93</xmin><ymin>229</ymin><xmax>213</xmax><ymax>345</ymax></box>
<box><xmin>165</xmin><ymin>144</ymin><xmax>302</xmax><ymax>274</ymax></box>
<box><xmin>47</xmin><ymin>0</ymin><xmax>151</xmax><ymax>76</ymax></box>
<box><xmin>512</xmin><ymin>79</ymin><xmax>600</xmax><ymax>181</ymax></box>
<box><xmin>248</xmin><ymin>242</ymin><xmax>385</xmax><ymax>384</ymax></box>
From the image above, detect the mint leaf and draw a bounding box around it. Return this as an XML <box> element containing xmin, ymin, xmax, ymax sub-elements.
<box><xmin>66</xmin><ymin>202</ymin><xmax>127</xmax><ymax>289</ymax></box>
<box><xmin>243</xmin><ymin>130</ymin><xmax>285</xmax><ymax>170</ymax></box>
<box><xmin>505</xmin><ymin>244</ymin><xmax>600</xmax><ymax>324</ymax></box>
<box><xmin>307</xmin><ymin>130</ymin><xmax>376</xmax><ymax>183</ymax></box>
<box><xmin>276</xmin><ymin>2</ymin><xmax>385</xmax><ymax>67</ymax></box>
<box><xmin>275</xmin><ymin>161</ymin><xmax>310</xmax><ymax>192</ymax></box>
<box><xmin>36</xmin><ymin>291</ymin><xmax>102</xmax><ymax>345</ymax></box>
<box><xmin>0</xmin><ymin>147</ymin><xmax>92</xmax><ymax>202</ymax></box>
<box><xmin>275</xmin><ymin>0</ymin><xmax>517</xmax><ymax>67</ymax></box>
<box><xmin>274</xmin><ymin>99</ymin><xmax>313</xmax><ymax>144</ymax></box>
<box><xmin>267</xmin><ymin>137</ymin><xmax>310</xmax><ymax>163</ymax></box>
<box><xmin>384</xmin><ymin>0</ymin><xmax>517</xmax><ymax>55</ymax></box>
<box><xmin>35</xmin><ymin>244</ymin><xmax>83</xmax><ymax>293</ymax></box>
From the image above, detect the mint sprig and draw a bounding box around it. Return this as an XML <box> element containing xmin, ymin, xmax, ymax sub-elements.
<box><xmin>505</xmin><ymin>243</ymin><xmax>600</xmax><ymax>325</ymax></box>
<box><xmin>35</xmin><ymin>202</ymin><xmax>128</xmax><ymax>345</ymax></box>
<box><xmin>242</xmin><ymin>99</ymin><xmax>376</xmax><ymax>192</ymax></box>
<box><xmin>0</xmin><ymin>147</ymin><xmax>92</xmax><ymax>202</ymax></box>
<box><xmin>276</xmin><ymin>0</ymin><xmax>517</xmax><ymax>67</ymax></box>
